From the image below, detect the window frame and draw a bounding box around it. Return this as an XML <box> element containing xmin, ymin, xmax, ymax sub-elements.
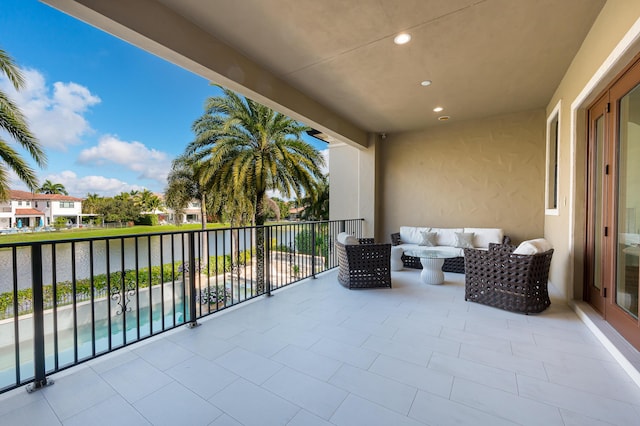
<box><xmin>545</xmin><ymin>101</ymin><xmax>561</xmax><ymax>215</ymax></box>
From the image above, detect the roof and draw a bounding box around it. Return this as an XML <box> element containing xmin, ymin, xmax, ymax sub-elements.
<box><xmin>15</xmin><ymin>208</ymin><xmax>45</xmax><ymax>216</ymax></box>
<box><xmin>9</xmin><ymin>189</ymin><xmax>83</xmax><ymax>202</ymax></box>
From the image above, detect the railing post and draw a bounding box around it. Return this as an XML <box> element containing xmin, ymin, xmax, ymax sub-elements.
<box><xmin>186</xmin><ymin>232</ymin><xmax>199</xmax><ymax>328</ymax></box>
<box><xmin>27</xmin><ymin>243</ymin><xmax>53</xmax><ymax>392</ymax></box>
<box><xmin>311</xmin><ymin>223</ymin><xmax>317</xmax><ymax>278</ymax></box>
<box><xmin>266</xmin><ymin>226</ymin><xmax>272</xmax><ymax>296</ymax></box>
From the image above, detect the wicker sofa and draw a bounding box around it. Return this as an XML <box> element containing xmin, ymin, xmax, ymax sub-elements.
<box><xmin>391</xmin><ymin>226</ymin><xmax>508</xmax><ymax>273</ymax></box>
<box><xmin>464</xmin><ymin>242</ymin><xmax>553</xmax><ymax>314</ymax></box>
<box><xmin>336</xmin><ymin>233</ymin><xmax>392</xmax><ymax>289</ymax></box>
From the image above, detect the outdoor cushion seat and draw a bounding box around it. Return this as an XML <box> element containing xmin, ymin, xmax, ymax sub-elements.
<box><xmin>336</xmin><ymin>233</ymin><xmax>392</xmax><ymax>289</ymax></box>
<box><xmin>464</xmin><ymin>242</ymin><xmax>553</xmax><ymax>314</ymax></box>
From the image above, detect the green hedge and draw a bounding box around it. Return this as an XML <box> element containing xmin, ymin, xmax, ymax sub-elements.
<box><xmin>135</xmin><ymin>214</ymin><xmax>159</xmax><ymax>226</ymax></box>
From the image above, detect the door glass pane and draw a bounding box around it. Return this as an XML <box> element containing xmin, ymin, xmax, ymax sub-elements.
<box><xmin>594</xmin><ymin>115</ymin><xmax>604</xmax><ymax>291</ymax></box>
<box><xmin>616</xmin><ymin>83</ymin><xmax>640</xmax><ymax>319</ymax></box>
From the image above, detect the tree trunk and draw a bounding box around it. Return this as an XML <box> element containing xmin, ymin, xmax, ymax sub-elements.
<box><xmin>254</xmin><ymin>194</ymin><xmax>266</xmax><ymax>294</ymax></box>
<box><xmin>199</xmin><ymin>193</ymin><xmax>208</xmax><ymax>269</ymax></box>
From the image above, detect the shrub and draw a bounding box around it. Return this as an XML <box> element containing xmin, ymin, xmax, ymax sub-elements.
<box><xmin>135</xmin><ymin>214</ymin><xmax>158</xmax><ymax>226</ymax></box>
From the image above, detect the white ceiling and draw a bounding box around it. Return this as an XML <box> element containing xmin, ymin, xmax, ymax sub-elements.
<box><xmin>44</xmin><ymin>0</ymin><xmax>606</xmax><ymax>138</ymax></box>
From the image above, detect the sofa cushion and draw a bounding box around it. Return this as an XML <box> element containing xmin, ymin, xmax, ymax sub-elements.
<box><xmin>464</xmin><ymin>228</ymin><xmax>504</xmax><ymax>249</ymax></box>
<box><xmin>419</xmin><ymin>231</ymin><xmax>437</xmax><ymax>246</ymax></box>
<box><xmin>454</xmin><ymin>232</ymin><xmax>475</xmax><ymax>248</ymax></box>
<box><xmin>430</xmin><ymin>228</ymin><xmax>463</xmax><ymax>247</ymax></box>
<box><xmin>513</xmin><ymin>238</ymin><xmax>552</xmax><ymax>255</ymax></box>
<box><xmin>399</xmin><ymin>226</ymin><xmax>431</xmax><ymax>245</ymax></box>
<box><xmin>337</xmin><ymin>232</ymin><xmax>359</xmax><ymax>245</ymax></box>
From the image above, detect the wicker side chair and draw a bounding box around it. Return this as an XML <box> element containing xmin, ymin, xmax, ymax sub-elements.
<box><xmin>336</xmin><ymin>238</ymin><xmax>392</xmax><ymax>289</ymax></box>
<box><xmin>464</xmin><ymin>243</ymin><xmax>553</xmax><ymax>314</ymax></box>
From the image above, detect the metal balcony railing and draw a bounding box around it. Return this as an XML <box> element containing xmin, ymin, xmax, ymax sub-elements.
<box><xmin>0</xmin><ymin>219</ymin><xmax>364</xmax><ymax>393</ymax></box>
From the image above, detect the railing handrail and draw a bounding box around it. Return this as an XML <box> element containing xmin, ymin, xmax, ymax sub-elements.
<box><xmin>0</xmin><ymin>218</ymin><xmax>365</xmax><ymax>394</ymax></box>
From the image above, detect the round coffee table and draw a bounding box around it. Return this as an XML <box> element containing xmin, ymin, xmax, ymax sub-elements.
<box><xmin>403</xmin><ymin>249</ymin><xmax>460</xmax><ymax>285</ymax></box>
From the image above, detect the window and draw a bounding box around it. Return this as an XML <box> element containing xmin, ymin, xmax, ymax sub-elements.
<box><xmin>59</xmin><ymin>202</ymin><xmax>74</xmax><ymax>208</ymax></box>
<box><xmin>46</xmin><ymin>201</ymin><xmax>49</xmax><ymax>208</ymax></box>
<box><xmin>17</xmin><ymin>201</ymin><xmax>22</xmax><ymax>206</ymax></box>
<box><xmin>545</xmin><ymin>102</ymin><xmax>560</xmax><ymax>214</ymax></box>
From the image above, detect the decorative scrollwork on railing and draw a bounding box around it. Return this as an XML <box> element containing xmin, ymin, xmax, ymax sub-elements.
<box><xmin>111</xmin><ymin>279</ymin><xmax>137</xmax><ymax>315</ymax></box>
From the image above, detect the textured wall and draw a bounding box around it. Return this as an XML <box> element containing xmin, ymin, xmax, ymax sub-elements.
<box><xmin>380</xmin><ymin>109</ymin><xmax>545</xmax><ymax>244</ymax></box>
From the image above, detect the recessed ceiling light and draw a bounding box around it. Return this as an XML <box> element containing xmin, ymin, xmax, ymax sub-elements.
<box><xmin>433</xmin><ymin>107</ymin><xmax>444</xmax><ymax>112</ymax></box>
<box><xmin>438</xmin><ymin>116</ymin><xmax>450</xmax><ymax>121</ymax></box>
<box><xmin>394</xmin><ymin>33</ymin><xmax>411</xmax><ymax>45</ymax></box>
<box><xmin>420</xmin><ymin>80</ymin><xmax>432</xmax><ymax>87</ymax></box>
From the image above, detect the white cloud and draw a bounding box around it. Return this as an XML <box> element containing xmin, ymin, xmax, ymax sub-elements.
<box><xmin>44</xmin><ymin>170</ymin><xmax>145</xmax><ymax>197</ymax></box>
<box><xmin>0</xmin><ymin>68</ymin><xmax>100</xmax><ymax>150</ymax></box>
<box><xmin>77</xmin><ymin>135</ymin><xmax>172</xmax><ymax>184</ymax></box>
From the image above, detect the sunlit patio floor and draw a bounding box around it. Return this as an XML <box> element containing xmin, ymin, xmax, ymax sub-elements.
<box><xmin>1</xmin><ymin>269</ymin><xmax>640</xmax><ymax>425</ymax></box>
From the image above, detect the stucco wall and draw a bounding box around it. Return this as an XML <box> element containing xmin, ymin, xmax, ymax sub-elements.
<box><xmin>380</xmin><ymin>109</ymin><xmax>545</xmax><ymax>246</ymax></box>
<box><xmin>330</xmin><ymin>139</ymin><xmax>377</xmax><ymax>237</ymax></box>
<box><xmin>546</xmin><ymin>0</ymin><xmax>640</xmax><ymax>300</ymax></box>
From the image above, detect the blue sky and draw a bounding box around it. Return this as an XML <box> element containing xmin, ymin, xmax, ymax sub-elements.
<box><xmin>0</xmin><ymin>0</ymin><xmax>327</xmax><ymax>198</ymax></box>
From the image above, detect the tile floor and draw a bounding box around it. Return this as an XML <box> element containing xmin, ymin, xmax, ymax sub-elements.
<box><xmin>1</xmin><ymin>269</ymin><xmax>640</xmax><ymax>425</ymax></box>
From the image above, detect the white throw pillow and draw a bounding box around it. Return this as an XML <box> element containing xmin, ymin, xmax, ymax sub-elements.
<box><xmin>431</xmin><ymin>228</ymin><xmax>464</xmax><ymax>247</ymax></box>
<box><xmin>464</xmin><ymin>228</ymin><xmax>504</xmax><ymax>249</ymax></box>
<box><xmin>513</xmin><ymin>238</ymin><xmax>552</xmax><ymax>255</ymax></box>
<box><xmin>399</xmin><ymin>226</ymin><xmax>430</xmax><ymax>245</ymax></box>
<box><xmin>419</xmin><ymin>231</ymin><xmax>437</xmax><ymax>246</ymax></box>
<box><xmin>454</xmin><ymin>232</ymin><xmax>475</xmax><ymax>248</ymax></box>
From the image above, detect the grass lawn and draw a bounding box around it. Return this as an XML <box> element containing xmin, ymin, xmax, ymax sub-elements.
<box><xmin>0</xmin><ymin>223</ymin><xmax>232</xmax><ymax>244</ymax></box>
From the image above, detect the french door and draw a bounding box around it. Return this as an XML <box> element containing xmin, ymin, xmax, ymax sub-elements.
<box><xmin>586</xmin><ymin>55</ymin><xmax>640</xmax><ymax>350</ymax></box>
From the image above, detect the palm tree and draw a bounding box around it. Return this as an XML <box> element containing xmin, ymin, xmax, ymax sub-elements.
<box><xmin>184</xmin><ymin>87</ymin><xmax>325</xmax><ymax>292</ymax></box>
<box><xmin>300</xmin><ymin>174</ymin><xmax>329</xmax><ymax>221</ymax></box>
<box><xmin>0</xmin><ymin>48</ymin><xmax>46</xmax><ymax>200</ymax></box>
<box><xmin>37</xmin><ymin>179</ymin><xmax>68</xmax><ymax>195</ymax></box>
<box><xmin>83</xmin><ymin>192</ymin><xmax>101</xmax><ymax>214</ymax></box>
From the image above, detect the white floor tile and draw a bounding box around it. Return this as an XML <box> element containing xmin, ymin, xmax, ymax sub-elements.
<box><xmin>309</xmin><ymin>337</ymin><xmax>378</xmax><ymax>369</ymax></box>
<box><xmin>214</xmin><ymin>347</ymin><xmax>283</xmax><ymax>385</ymax></box>
<box><xmin>0</xmin><ymin>397</ymin><xmax>62</xmax><ymax>426</ymax></box>
<box><xmin>270</xmin><ymin>345</ymin><xmax>342</xmax><ymax>381</ymax></box>
<box><xmin>451</xmin><ymin>377</ymin><xmax>564</xmax><ymax>425</ymax></box>
<box><xmin>427</xmin><ymin>352</ymin><xmax>518</xmax><ymax>394</ymax></box>
<box><xmin>362</xmin><ymin>335</ymin><xmax>432</xmax><ymax>366</ymax></box>
<box><xmin>133</xmin><ymin>381</ymin><xmax>222</xmax><ymax>426</ymax></box>
<box><xmin>330</xmin><ymin>394</ymin><xmax>424</xmax><ymax>426</ymax></box>
<box><xmin>165</xmin><ymin>355</ymin><xmax>238</xmax><ymax>399</ymax></box>
<box><xmin>226</xmin><ymin>329</ymin><xmax>289</xmax><ymax>357</ymax></box>
<box><xmin>409</xmin><ymin>390</ymin><xmax>518</xmax><ymax>426</ymax></box>
<box><xmin>263</xmin><ymin>367</ymin><xmax>347</xmax><ymax>419</ymax></box>
<box><xmin>42</xmin><ymin>367</ymin><xmax>116</xmax><ymax>420</ymax></box>
<box><xmin>100</xmin><ymin>356</ymin><xmax>174</xmax><ymax>403</ymax></box>
<box><xmin>4</xmin><ymin>270</ymin><xmax>639</xmax><ymax>426</ymax></box>
<box><xmin>517</xmin><ymin>374</ymin><xmax>639</xmax><ymax>425</ymax></box>
<box><xmin>64</xmin><ymin>394</ymin><xmax>150</xmax><ymax>426</ymax></box>
<box><xmin>286</xmin><ymin>409</ymin><xmax>334</xmax><ymax>426</ymax></box>
<box><xmin>369</xmin><ymin>354</ymin><xmax>454</xmax><ymax>398</ymax></box>
<box><xmin>209</xmin><ymin>378</ymin><xmax>299</xmax><ymax>426</ymax></box>
<box><xmin>329</xmin><ymin>364</ymin><xmax>417</xmax><ymax>415</ymax></box>
<box><xmin>132</xmin><ymin>338</ymin><xmax>194</xmax><ymax>371</ymax></box>
<box><xmin>459</xmin><ymin>343</ymin><xmax>548</xmax><ymax>379</ymax></box>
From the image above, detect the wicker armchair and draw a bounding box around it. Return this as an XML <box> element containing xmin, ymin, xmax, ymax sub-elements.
<box><xmin>336</xmin><ymin>238</ymin><xmax>392</xmax><ymax>289</ymax></box>
<box><xmin>464</xmin><ymin>243</ymin><xmax>553</xmax><ymax>314</ymax></box>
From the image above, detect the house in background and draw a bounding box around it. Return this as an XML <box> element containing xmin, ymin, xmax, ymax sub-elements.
<box><xmin>0</xmin><ymin>190</ymin><xmax>83</xmax><ymax>229</ymax></box>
